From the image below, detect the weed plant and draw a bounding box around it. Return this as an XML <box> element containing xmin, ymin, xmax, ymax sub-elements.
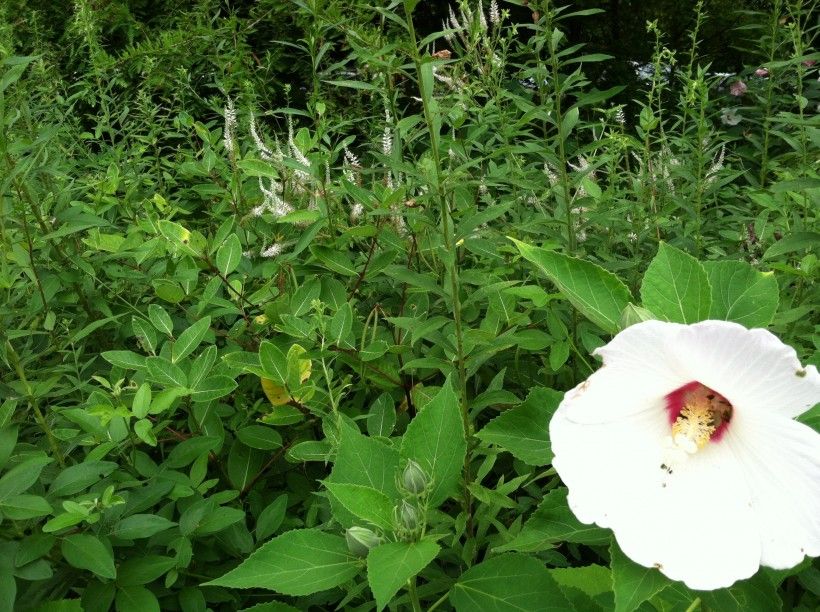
<box><xmin>0</xmin><ymin>0</ymin><xmax>818</xmax><ymax>610</ymax></box>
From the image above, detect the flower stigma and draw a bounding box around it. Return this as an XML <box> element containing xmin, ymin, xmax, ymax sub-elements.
<box><xmin>661</xmin><ymin>382</ymin><xmax>733</xmax><ymax>473</ymax></box>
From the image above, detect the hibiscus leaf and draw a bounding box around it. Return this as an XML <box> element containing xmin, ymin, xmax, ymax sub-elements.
<box><xmin>611</xmin><ymin>539</ymin><xmax>674</xmax><ymax>612</ymax></box>
<box><xmin>509</xmin><ymin>238</ymin><xmax>632</xmax><ymax>334</ymax></box>
<box><xmin>702</xmin><ymin>260</ymin><xmax>778</xmax><ymax>328</ymax></box>
<box><xmin>641</xmin><ymin>242</ymin><xmax>711</xmax><ymax>324</ymax></box>
<box><xmin>493</xmin><ymin>488</ymin><xmax>610</xmax><ymax>553</ymax></box>
<box><xmin>205</xmin><ymin>529</ymin><xmax>359</xmax><ymax>595</ymax></box>
<box><xmin>449</xmin><ymin>553</ymin><xmax>571</xmax><ymax>611</ymax></box>
<box><xmin>367</xmin><ymin>539</ymin><xmax>440</xmax><ymax>611</ymax></box>
<box><xmin>400</xmin><ymin>380</ymin><xmax>466</xmax><ymax>507</ymax></box>
<box><xmin>476</xmin><ymin>387</ymin><xmax>562</xmax><ymax>466</ymax></box>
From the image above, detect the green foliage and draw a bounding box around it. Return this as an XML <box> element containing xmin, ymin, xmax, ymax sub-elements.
<box><xmin>1</xmin><ymin>0</ymin><xmax>818</xmax><ymax>610</ymax></box>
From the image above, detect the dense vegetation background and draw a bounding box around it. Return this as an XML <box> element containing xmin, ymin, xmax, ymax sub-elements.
<box><xmin>1</xmin><ymin>0</ymin><xmax>818</xmax><ymax>611</ymax></box>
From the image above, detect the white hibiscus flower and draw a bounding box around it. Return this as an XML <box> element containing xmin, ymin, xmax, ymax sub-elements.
<box><xmin>550</xmin><ymin>320</ymin><xmax>820</xmax><ymax>590</ymax></box>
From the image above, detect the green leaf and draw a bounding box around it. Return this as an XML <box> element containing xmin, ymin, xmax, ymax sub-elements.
<box><xmin>703</xmin><ymin>261</ymin><xmax>779</xmax><ymax>328</ymax></box>
<box><xmin>611</xmin><ymin>540</ymin><xmax>672</xmax><ymax>612</ymax></box>
<box><xmin>510</xmin><ymin>238</ymin><xmax>631</xmax><ymax>334</ymax></box>
<box><xmin>109</xmin><ymin>514</ymin><xmax>177</xmax><ymax>539</ymax></box>
<box><xmin>117</xmin><ymin>555</ymin><xmax>175</xmax><ymax>586</ymax></box>
<box><xmin>172</xmin><ymin>316</ymin><xmax>211</xmax><ymax>363</ymax></box>
<box><xmin>146</xmin><ymin>357</ymin><xmax>187</xmax><ymax>388</ymax></box>
<box><xmin>0</xmin><ymin>456</ymin><xmax>52</xmax><ymax>502</ymax></box>
<box><xmin>476</xmin><ymin>387</ymin><xmax>561</xmax><ymax>466</ymax></box>
<box><xmin>133</xmin><ymin>419</ymin><xmax>157</xmax><ymax>446</ymax></box>
<box><xmin>361</xmin><ymin>340</ymin><xmax>389</xmax><ymax>361</ymax></box>
<box><xmin>148</xmin><ymin>304</ymin><xmax>174</xmax><ymax>336</ymax></box>
<box><xmin>560</xmin><ymin>106</ymin><xmax>580</xmax><ymax>140</ymax></box>
<box><xmin>61</xmin><ymin>535</ymin><xmax>116</xmax><ymax>580</ymax></box>
<box><xmin>494</xmin><ymin>488</ymin><xmax>609</xmax><ymax>553</ymax></box>
<box><xmin>0</xmin><ymin>494</ymin><xmax>52</xmax><ymax>520</ymax></box>
<box><xmin>311</xmin><ymin>245</ymin><xmax>357</xmax><ymax>276</ymax></box>
<box><xmin>216</xmin><ymin>233</ymin><xmax>243</xmax><ymax>276</ymax></box>
<box><xmin>330</xmin><ymin>303</ymin><xmax>353</xmax><ymax>347</ymax></box>
<box><xmin>132</xmin><ymin>317</ymin><xmax>158</xmax><ymax>353</ymax></box>
<box><xmin>699</xmin><ymin>573</ymin><xmax>781</xmax><ymax>611</ymax></box>
<box><xmin>323</xmin><ymin>483</ymin><xmax>394</xmax><ymax>531</ymax></box>
<box><xmin>115</xmin><ymin>586</ymin><xmax>160</xmax><ymax>612</ymax></box>
<box><xmin>762</xmin><ymin>231</ymin><xmax>818</xmax><ymax>260</ymax></box>
<box><xmin>236</xmin><ymin>425</ymin><xmax>283</xmax><ymax>450</ymax></box>
<box><xmin>640</xmin><ymin>243</ymin><xmax>711</xmax><ymax>323</ymax></box>
<box><xmin>326</xmin><ymin>422</ymin><xmax>401</xmax><ymax>527</ymax></box>
<box><xmin>291</xmin><ymin>279</ymin><xmax>321</xmax><ymax>316</ymax></box>
<box><xmin>132</xmin><ymin>383</ymin><xmax>152</xmax><ymax>419</ymax></box>
<box><xmin>165</xmin><ymin>436</ymin><xmax>221</xmax><ymax>469</ymax></box>
<box><xmin>48</xmin><ymin>461</ymin><xmax>118</xmax><ymax>497</ymax></box>
<box><xmin>227</xmin><ymin>442</ymin><xmax>265</xmax><ymax>491</ymax></box>
<box><xmin>259</xmin><ymin>341</ymin><xmax>288</xmax><ymax>385</ymax></box>
<box><xmin>400</xmin><ymin>381</ymin><xmax>466</xmax><ymax>507</ymax></box>
<box><xmin>367</xmin><ymin>540</ymin><xmax>440</xmax><ymax>611</ymax></box>
<box><xmin>205</xmin><ymin>529</ymin><xmax>359</xmax><ymax>595</ymax></box>
<box><xmin>101</xmin><ymin>350</ymin><xmax>147</xmax><ymax>370</ymax></box>
<box><xmin>449</xmin><ymin>553</ymin><xmax>571</xmax><ymax>611</ymax></box>
<box><xmin>237</xmin><ymin>158</ymin><xmax>278</xmax><ymax>179</ymax></box>
<box><xmin>256</xmin><ymin>494</ymin><xmax>288</xmax><ymax>541</ymax></box>
<box><xmin>190</xmin><ymin>376</ymin><xmax>237</xmax><ymax>402</ymax></box>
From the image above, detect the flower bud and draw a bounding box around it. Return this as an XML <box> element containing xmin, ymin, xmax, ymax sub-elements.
<box><xmin>345</xmin><ymin>527</ymin><xmax>381</xmax><ymax>557</ymax></box>
<box><xmin>754</xmin><ymin>67</ymin><xmax>769</xmax><ymax>78</ymax></box>
<box><xmin>401</xmin><ymin>460</ymin><xmax>428</xmax><ymax>495</ymax></box>
<box><xmin>398</xmin><ymin>500</ymin><xmax>420</xmax><ymax>531</ymax></box>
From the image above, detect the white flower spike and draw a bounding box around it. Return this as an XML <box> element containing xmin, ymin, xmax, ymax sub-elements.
<box><xmin>550</xmin><ymin>320</ymin><xmax>820</xmax><ymax>590</ymax></box>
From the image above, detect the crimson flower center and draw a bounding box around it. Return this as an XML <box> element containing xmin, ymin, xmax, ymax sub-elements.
<box><xmin>664</xmin><ymin>381</ymin><xmax>734</xmax><ymax>454</ymax></box>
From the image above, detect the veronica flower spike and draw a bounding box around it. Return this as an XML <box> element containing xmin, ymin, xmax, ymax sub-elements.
<box><xmin>550</xmin><ymin>320</ymin><xmax>820</xmax><ymax>590</ymax></box>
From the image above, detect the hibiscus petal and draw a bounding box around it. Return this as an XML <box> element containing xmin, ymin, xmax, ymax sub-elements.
<box><xmin>613</xmin><ymin>437</ymin><xmax>761</xmax><ymax>590</ymax></box>
<box><xmin>727</xmin><ymin>411</ymin><xmax>820</xmax><ymax>568</ymax></box>
<box><xmin>566</xmin><ymin>320</ymin><xmax>689</xmax><ymax>424</ymax></box>
<box><xmin>673</xmin><ymin>320</ymin><xmax>820</xmax><ymax>418</ymax></box>
<box><xmin>551</xmin><ymin>403</ymin><xmax>667</xmax><ymax>529</ymax></box>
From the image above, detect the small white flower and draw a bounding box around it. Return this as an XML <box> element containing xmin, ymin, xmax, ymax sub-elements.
<box><xmin>550</xmin><ymin>320</ymin><xmax>820</xmax><ymax>590</ymax></box>
<box><xmin>350</xmin><ymin>202</ymin><xmax>364</xmax><ymax>221</ymax></box>
<box><xmin>260</xmin><ymin>243</ymin><xmax>284</xmax><ymax>258</ymax></box>
<box><xmin>720</xmin><ymin>107</ymin><xmax>743</xmax><ymax>126</ymax></box>
<box><xmin>627</xmin><ymin>231</ymin><xmax>638</xmax><ymax>243</ymax></box>
<box><xmin>223</xmin><ymin>97</ymin><xmax>237</xmax><ymax>155</ymax></box>
<box><xmin>489</xmin><ymin>0</ymin><xmax>500</xmax><ymax>24</ymax></box>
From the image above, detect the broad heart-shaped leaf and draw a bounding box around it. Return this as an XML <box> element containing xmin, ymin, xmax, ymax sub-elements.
<box><xmin>449</xmin><ymin>553</ymin><xmax>571</xmax><ymax>611</ymax></box>
<box><xmin>640</xmin><ymin>242</ymin><xmax>711</xmax><ymax>324</ymax></box>
<box><xmin>367</xmin><ymin>539</ymin><xmax>440</xmax><ymax>611</ymax></box>
<box><xmin>325</xmin><ymin>421</ymin><xmax>401</xmax><ymax>528</ymax></box>
<box><xmin>322</xmin><ymin>483</ymin><xmax>394</xmax><ymax>531</ymax></box>
<box><xmin>216</xmin><ymin>233</ymin><xmax>242</xmax><ymax>276</ymax></box>
<box><xmin>702</xmin><ymin>260</ymin><xmax>779</xmax><ymax>328</ymax></box>
<box><xmin>611</xmin><ymin>539</ymin><xmax>672</xmax><ymax>612</ymax></box>
<box><xmin>510</xmin><ymin>237</ymin><xmax>632</xmax><ymax>334</ymax></box>
<box><xmin>61</xmin><ymin>534</ymin><xmax>116</xmax><ymax>579</ymax></box>
<box><xmin>400</xmin><ymin>380</ymin><xmax>466</xmax><ymax>507</ymax></box>
<box><xmin>476</xmin><ymin>387</ymin><xmax>561</xmax><ymax>466</ymax></box>
<box><xmin>653</xmin><ymin>573</ymin><xmax>781</xmax><ymax>612</ymax></box>
<box><xmin>494</xmin><ymin>488</ymin><xmax>609</xmax><ymax>553</ymax></box>
<box><xmin>205</xmin><ymin>529</ymin><xmax>359</xmax><ymax>595</ymax></box>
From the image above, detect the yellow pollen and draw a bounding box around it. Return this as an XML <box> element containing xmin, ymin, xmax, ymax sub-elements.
<box><xmin>671</xmin><ymin>399</ymin><xmax>716</xmax><ymax>451</ymax></box>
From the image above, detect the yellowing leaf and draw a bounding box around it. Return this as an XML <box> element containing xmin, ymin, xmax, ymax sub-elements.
<box><xmin>260</xmin><ymin>358</ymin><xmax>311</xmax><ymax>406</ymax></box>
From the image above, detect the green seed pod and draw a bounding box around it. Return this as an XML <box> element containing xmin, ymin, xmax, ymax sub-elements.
<box><xmin>345</xmin><ymin>526</ymin><xmax>381</xmax><ymax>557</ymax></box>
<box><xmin>401</xmin><ymin>460</ymin><xmax>427</xmax><ymax>495</ymax></box>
